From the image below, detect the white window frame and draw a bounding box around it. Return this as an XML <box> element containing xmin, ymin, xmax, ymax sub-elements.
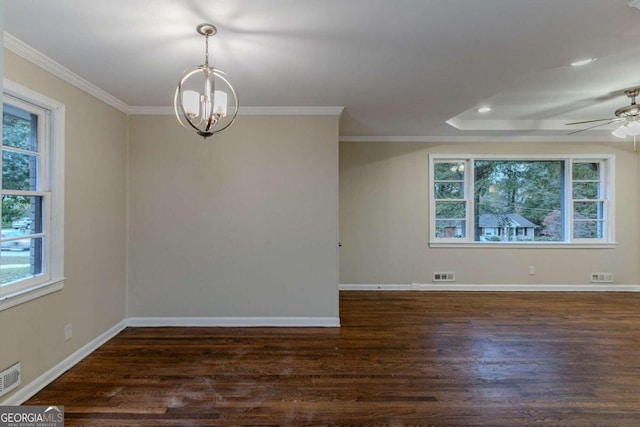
<box><xmin>429</xmin><ymin>154</ymin><xmax>615</xmax><ymax>248</ymax></box>
<box><xmin>0</xmin><ymin>79</ymin><xmax>65</xmax><ymax>311</ymax></box>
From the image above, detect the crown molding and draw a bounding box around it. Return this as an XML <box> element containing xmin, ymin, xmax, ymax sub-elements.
<box><xmin>339</xmin><ymin>135</ymin><xmax>622</xmax><ymax>143</ymax></box>
<box><xmin>239</xmin><ymin>106</ymin><xmax>344</xmax><ymax>116</ymax></box>
<box><xmin>128</xmin><ymin>106</ymin><xmax>345</xmax><ymax>116</ymax></box>
<box><xmin>3</xmin><ymin>31</ymin><xmax>130</xmax><ymax>113</ymax></box>
<box><xmin>127</xmin><ymin>106</ymin><xmax>174</xmax><ymax>115</ymax></box>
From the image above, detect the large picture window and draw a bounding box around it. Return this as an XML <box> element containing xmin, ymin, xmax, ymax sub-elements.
<box><xmin>1</xmin><ymin>80</ymin><xmax>64</xmax><ymax>309</ymax></box>
<box><xmin>430</xmin><ymin>155</ymin><xmax>614</xmax><ymax>247</ymax></box>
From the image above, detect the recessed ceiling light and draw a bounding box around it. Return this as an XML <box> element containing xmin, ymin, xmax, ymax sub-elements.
<box><xmin>477</xmin><ymin>107</ymin><xmax>492</xmax><ymax>113</ymax></box>
<box><xmin>571</xmin><ymin>57</ymin><xmax>596</xmax><ymax>67</ymax></box>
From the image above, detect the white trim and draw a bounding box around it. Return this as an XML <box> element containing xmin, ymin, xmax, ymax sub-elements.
<box><xmin>339</xmin><ymin>284</ymin><xmax>412</xmax><ymax>291</ymax></box>
<box><xmin>126</xmin><ymin>106</ymin><xmax>173</xmax><ymax>115</ymax></box>
<box><xmin>126</xmin><ymin>316</ymin><xmax>341</xmax><ymax>327</ymax></box>
<box><xmin>49</xmin><ymin>97</ymin><xmax>65</xmax><ymax>283</ymax></box>
<box><xmin>447</xmin><ymin>118</ymin><xmax>575</xmax><ymax>131</ymax></box>
<box><xmin>340</xmin><ymin>283</ymin><xmax>640</xmax><ymax>292</ymax></box>
<box><xmin>339</xmin><ymin>135</ymin><xmax>625</xmax><ymax>143</ymax></box>
<box><xmin>0</xmin><ymin>320</ymin><xmax>127</xmax><ymax>405</ymax></box>
<box><xmin>428</xmin><ymin>242</ymin><xmax>617</xmax><ymax>249</ymax></box>
<box><xmin>0</xmin><ymin>279</ymin><xmax>64</xmax><ymax>312</ymax></box>
<box><xmin>239</xmin><ymin>106</ymin><xmax>344</xmax><ymax>116</ymax></box>
<box><xmin>3</xmin><ymin>32</ymin><xmax>129</xmax><ymax>113</ymax></box>
<box><xmin>128</xmin><ymin>105</ymin><xmax>345</xmax><ymax>117</ymax></box>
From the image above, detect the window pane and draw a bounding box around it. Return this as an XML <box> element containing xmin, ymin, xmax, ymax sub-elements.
<box><xmin>474</xmin><ymin>160</ymin><xmax>562</xmax><ymax>242</ymax></box>
<box><xmin>2</xmin><ymin>195</ymin><xmax>43</xmax><ymax>233</ymax></box>
<box><xmin>434</xmin><ymin>162</ymin><xmax>465</xmax><ymax>180</ymax></box>
<box><xmin>2</xmin><ymin>150</ymin><xmax>39</xmax><ymax>191</ymax></box>
<box><xmin>573</xmin><ymin>182</ymin><xmax>599</xmax><ymax>199</ymax></box>
<box><xmin>2</xmin><ymin>104</ymin><xmax>38</xmax><ymax>151</ymax></box>
<box><xmin>434</xmin><ymin>182</ymin><xmax>464</xmax><ymax>199</ymax></box>
<box><xmin>1</xmin><ymin>236</ymin><xmax>44</xmax><ymax>285</ymax></box>
<box><xmin>436</xmin><ymin>220</ymin><xmax>466</xmax><ymax>238</ymax></box>
<box><xmin>574</xmin><ymin>221</ymin><xmax>604</xmax><ymax>239</ymax></box>
<box><xmin>573</xmin><ymin>162</ymin><xmax>600</xmax><ymax>180</ymax></box>
<box><xmin>1</xmin><ymin>88</ymin><xmax>61</xmax><ymax>301</ymax></box>
<box><xmin>574</xmin><ymin>201</ymin><xmax>603</xmax><ymax>220</ymax></box>
<box><xmin>436</xmin><ymin>201</ymin><xmax>466</xmax><ymax>219</ymax></box>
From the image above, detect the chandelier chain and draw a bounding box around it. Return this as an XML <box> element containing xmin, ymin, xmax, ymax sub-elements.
<box><xmin>204</xmin><ymin>34</ymin><xmax>210</xmax><ymax>67</ymax></box>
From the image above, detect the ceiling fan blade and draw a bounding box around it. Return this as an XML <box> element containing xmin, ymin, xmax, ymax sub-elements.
<box><xmin>565</xmin><ymin>118</ymin><xmax>616</xmax><ymax>125</ymax></box>
<box><xmin>567</xmin><ymin>119</ymin><xmax>621</xmax><ymax>135</ymax></box>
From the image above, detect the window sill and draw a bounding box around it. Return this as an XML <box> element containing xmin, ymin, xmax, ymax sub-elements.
<box><xmin>429</xmin><ymin>241</ymin><xmax>617</xmax><ymax>249</ymax></box>
<box><xmin>0</xmin><ymin>278</ymin><xmax>65</xmax><ymax>312</ymax></box>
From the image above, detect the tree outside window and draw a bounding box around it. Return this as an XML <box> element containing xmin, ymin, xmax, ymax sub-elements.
<box><xmin>430</xmin><ymin>156</ymin><xmax>612</xmax><ymax>245</ymax></box>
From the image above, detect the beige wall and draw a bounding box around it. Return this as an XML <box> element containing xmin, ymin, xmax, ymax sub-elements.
<box><xmin>340</xmin><ymin>141</ymin><xmax>640</xmax><ymax>285</ymax></box>
<box><xmin>128</xmin><ymin>115</ymin><xmax>339</xmax><ymax>318</ymax></box>
<box><xmin>0</xmin><ymin>49</ymin><xmax>128</xmax><ymax>400</ymax></box>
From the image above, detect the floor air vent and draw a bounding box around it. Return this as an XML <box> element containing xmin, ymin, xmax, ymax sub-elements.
<box><xmin>433</xmin><ymin>272</ymin><xmax>455</xmax><ymax>282</ymax></box>
<box><xmin>590</xmin><ymin>273</ymin><xmax>613</xmax><ymax>283</ymax></box>
<box><xmin>0</xmin><ymin>362</ymin><xmax>21</xmax><ymax>397</ymax></box>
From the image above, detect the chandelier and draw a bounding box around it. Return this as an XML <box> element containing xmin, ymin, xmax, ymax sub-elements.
<box><xmin>174</xmin><ymin>23</ymin><xmax>239</xmax><ymax>138</ymax></box>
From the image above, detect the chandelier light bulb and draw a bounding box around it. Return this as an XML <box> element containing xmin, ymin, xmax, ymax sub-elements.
<box><xmin>182</xmin><ymin>90</ymin><xmax>200</xmax><ymax>117</ymax></box>
<box><xmin>213</xmin><ymin>90</ymin><xmax>228</xmax><ymax>116</ymax></box>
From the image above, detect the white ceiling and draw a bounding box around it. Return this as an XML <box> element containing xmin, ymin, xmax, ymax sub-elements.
<box><xmin>4</xmin><ymin>0</ymin><xmax>640</xmax><ymax>141</ymax></box>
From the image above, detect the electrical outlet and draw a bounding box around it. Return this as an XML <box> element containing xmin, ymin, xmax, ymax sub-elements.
<box><xmin>64</xmin><ymin>323</ymin><xmax>72</xmax><ymax>341</ymax></box>
<box><xmin>529</xmin><ymin>266</ymin><xmax>535</xmax><ymax>275</ymax></box>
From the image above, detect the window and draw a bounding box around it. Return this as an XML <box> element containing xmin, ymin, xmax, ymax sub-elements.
<box><xmin>1</xmin><ymin>80</ymin><xmax>64</xmax><ymax>310</ymax></box>
<box><xmin>430</xmin><ymin>155</ymin><xmax>614</xmax><ymax>247</ymax></box>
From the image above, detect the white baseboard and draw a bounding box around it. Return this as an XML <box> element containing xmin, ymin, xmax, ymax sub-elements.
<box><xmin>126</xmin><ymin>316</ymin><xmax>341</xmax><ymax>327</ymax></box>
<box><xmin>1</xmin><ymin>320</ymin><xmax>127</xmax><ymax>405</ymax></box>
<box><xmin>340</xmin><ymin>283</ymin><xmax>640</xmax><ymax>292</ymax></box>
<box><xmin>339</xmin><ymin>284</ymin><xmax>412</xmax><ymax>291</ymax></box>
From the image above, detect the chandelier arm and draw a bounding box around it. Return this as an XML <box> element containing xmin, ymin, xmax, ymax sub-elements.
<box><xmin>204</xmin><ymin>71</ymin><xmax>239</xmax><ymax>135</ymax></box>
<box><xmin>205</xmin><ymin>112</ymin><xmax>215</xmax><ymax>132</ymax></box>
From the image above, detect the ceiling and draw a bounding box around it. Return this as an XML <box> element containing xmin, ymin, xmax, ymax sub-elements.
<box><xmin>4</xmin><ymin>0</ymin><xmax>640</xmax><ymax>141</ymax></box>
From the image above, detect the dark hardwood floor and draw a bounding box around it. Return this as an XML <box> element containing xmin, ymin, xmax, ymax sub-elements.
<box><xmin>27</xmin><ymin>291</ymin><xmax>640</xmax><ymax>426</ymax></box>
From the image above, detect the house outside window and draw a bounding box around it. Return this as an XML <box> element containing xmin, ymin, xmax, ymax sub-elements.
<box><xmin>430</xmin><ymin>155</ymin><xmax>614</xmax><ymax>247</ymax></box>
<box><xmin>1</xmin><ymin>80</ymin><xmax>65</xmax><ymax>310</ymax></box>
<box><xmin>478</xmin><ymin>213</ymin><xmax>536</xmax><ymax>242</ymax></box>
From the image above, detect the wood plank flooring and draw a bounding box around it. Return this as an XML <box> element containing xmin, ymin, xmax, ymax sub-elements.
<box><xmin>27</xmin><ymin>291</ymin><xmax>640</xmax><ymax>426</ymax></box>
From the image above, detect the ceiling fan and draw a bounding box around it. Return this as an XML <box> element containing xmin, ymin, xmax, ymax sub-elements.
<box><xmin>566</xmin><ymin>88</ymin><xmax>640</xmax><ymax>138</ymax></box>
